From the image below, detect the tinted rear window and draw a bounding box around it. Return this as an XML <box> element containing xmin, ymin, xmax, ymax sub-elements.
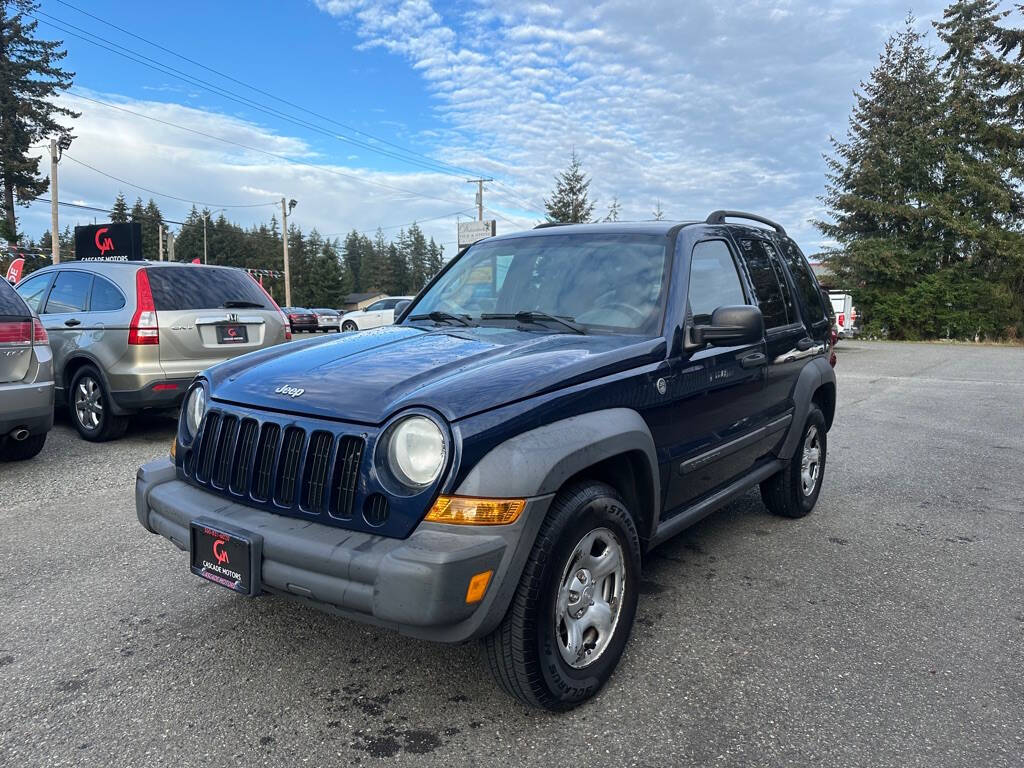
<box><xmin>146</xmin><ymin>267</ymin><xmax>267</xmax><ymax>311</ymax></box>
<box><xmin>0</xmin><ymin>278</ymin><xmax>30</xmax><ymax>316</ymax></box>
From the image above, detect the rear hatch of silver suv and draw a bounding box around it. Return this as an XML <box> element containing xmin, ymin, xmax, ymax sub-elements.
<box><xmin>145</xmin><ymin>265</ymin><xmax>287</xmax><ymax>380</ymax></box>
<box><xmin>0</xmin><ymin>281</ymin><xmax>41</xmax><ymax>383</ymax></box>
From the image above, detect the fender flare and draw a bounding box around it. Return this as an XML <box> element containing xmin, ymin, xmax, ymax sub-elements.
<box><xmin>456</xmin><ymin>407</ymin><xmax>660</xmax><ymax>512</ymax></box>
<box><xmin>778</xmin><ymin>356</ymin><xmax>836</xmax><ymax>460</ymax></box>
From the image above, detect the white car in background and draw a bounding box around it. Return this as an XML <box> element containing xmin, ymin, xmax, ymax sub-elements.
<box><xmin>340</xmin><ymin>296</ymin><xmax>413</xmax><ymax>332</ymax></box>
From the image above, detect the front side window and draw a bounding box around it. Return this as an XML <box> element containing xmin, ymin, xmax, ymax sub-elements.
<box><xmin>687</xmin><ymin>240</ymin><xmax>747</xmax><ymax>324</ymax></box>
<box><xmin>738</xmin><ymin>239</ymin><xmax>791</xmax><ymax>329</ymax></box>
<box><xmin>407</xmin><ymin>233</ymin><xmax>671</xmax><ymax>334</ymax></box>
<box><xmin>44</xmin><ymin>271</ymin><xmax>92</xmax><ymax>314</ymax></box>
<box><xmin>15</xmin><ymin>273</ymin><xmax>54</xmax><ymax>313</ymax></box>
<box><xmin>366</xmin><ymin>300</ymin><xmax>388</xmax><ymax>312</ymax></box>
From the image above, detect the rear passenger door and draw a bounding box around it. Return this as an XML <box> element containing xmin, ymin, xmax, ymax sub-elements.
<box><xmin>734</xmin><ymin>235</ymin><xmax>805</xmax><ymax>425</ymax></box>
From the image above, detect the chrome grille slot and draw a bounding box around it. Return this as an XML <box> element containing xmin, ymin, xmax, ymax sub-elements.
<box><xmin>252</xmin><ymin>422</ymin><xmax>280</xmax><ymax>501</ymax></box>
<box><xmin>329</xmin><ymin>436</ymin><xmax>364</xmax><ymax>519</ymax></box>
<box><xmin>230</xmin><ymin>419</ymin><xmax>258</xmax><ymax>494</ymax></box>
<box><xmin>301</xmin><ymin>430</ymin><xmax>334</xmax><ymax>513</ymax></box>
<box><xmin>274</xmin><ymin>427</ymin><xmax>305</xmax><ymax>507</ymax></box>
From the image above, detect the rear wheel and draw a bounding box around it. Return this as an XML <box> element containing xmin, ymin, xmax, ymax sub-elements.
<box><xmin>342</xmin><ymin>320</ymin><xmax>358</xmax><ymax>332</ymax></box>
<box><xmin>69</xmin><ymin>365</ymin><xmax>129</xmax><ymax>442</ymax></box>
<box><xmin>760</xmin><ymin>405</ymin><xmax>827</xmax><ymax>518</ymax></box>
<box><xmin>0</xmin><ymin>433</ymin><xmax>46</xmax><ymax>461</ymax></box>
<box><xmin>484</xmin><ymin>481</ymin><xmax>641</xmax><ymax>710</ymax></box>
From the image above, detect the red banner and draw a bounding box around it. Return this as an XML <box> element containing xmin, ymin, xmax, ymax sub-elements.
<box><xmin>5</xmin><ymin>257</ymin><xmax>24</xmax><ymax>284</ymax></box>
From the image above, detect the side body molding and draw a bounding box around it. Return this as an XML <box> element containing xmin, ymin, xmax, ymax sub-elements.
<box><xmin>456</xmin><ymin>407</ymin><xmax>660</xmax><ymax>508</ymax></box>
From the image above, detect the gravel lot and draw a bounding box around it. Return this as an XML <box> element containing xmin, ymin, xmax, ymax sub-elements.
<box><xmin>1</xmin><ymin>340</ymin><xmax>1022</xmax><ymax>767</ymax></box>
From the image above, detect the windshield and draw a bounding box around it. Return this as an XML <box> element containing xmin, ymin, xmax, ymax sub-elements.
<box><xmin>406</xmin><ymin>233</ymin><xmax>671</xmax><ymax>334</ymax></box>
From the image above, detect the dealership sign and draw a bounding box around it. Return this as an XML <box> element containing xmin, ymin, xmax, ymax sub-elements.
<box><xmin>5</xmin><ymin>257</ymin><xmax>24</xmax><ymax>284</ymax></box>
<box><xmin>74</xmin><ymin>223</ymin><xmax>143</xmax><ymax>261</ymax></box>
<box><xmin>457</xmin><ymin>219</ymin><xmax>496</xmax><ymax>248</ymax></box>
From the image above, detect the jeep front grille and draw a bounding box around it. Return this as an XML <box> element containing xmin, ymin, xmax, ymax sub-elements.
<box><xmin>185</xmin><ymin>409</ymin><xmax>365</xmax><ymax>522</ymax></box>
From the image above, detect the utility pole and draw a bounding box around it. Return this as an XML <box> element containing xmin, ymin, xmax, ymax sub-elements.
<box><xmin>49</xmin><ymin>139</ymin><xmax>59</xmax><ymax>264</ymax></box>
<box><xmin>158</xmin><ymin>224</ymin><xmax>164</xmax><ymax>261</ymax></box>
<box><xmin>281</xmin><ymin>197</ymin><xmax>296</xmax><ymax>307</ymax></box>
<box><xmin>466</xmin><ymin>178</ymin><xmax>493</xmax><ymax>221</ymax></box>
<box><xmin>202</xmin><ymin>213</ymin><xmax>208</xmax><ymax>264</ymax></box>
<box><xmin>167</xmin><ymin>231</ymin><xmax>175</xmax><ymax>262</ymax></box>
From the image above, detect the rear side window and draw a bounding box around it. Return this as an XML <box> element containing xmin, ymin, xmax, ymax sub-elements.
<box><xmin>687</xmin><ymin>241</ymin><xmax>747</xmax><ymax>324</ymax></box>
<box><xmin>146</xmin><ymin>267</ymin><xmax>267</xmax><ymax>311</ymax></box>
<box><xmin>90</xmin><ymin>276</ymin><xmax>126</xmax><ymax>312</ymax></box>
<box><xmin>738</xmin><ymin>239</ymin><xmax>793</xmax><ymax>329</ymax></box>
<box><xmin>779</xmin><ymin>239</ymin><xmax>826</xmax><ymax>322</ymax></box>
<box><xmin>16</xmin><ymin>273</ymin><xmax>55</xmax><ymax>313</ymax></box>
<box><xmin>45</xmin><ymin>271</ymin><xmax>93</xmax><ymax>314</ymax></box>
<box><xmin>0</xmin><ymin>279</ymin><xmax>30</xmax><ymax>315</ymax></box>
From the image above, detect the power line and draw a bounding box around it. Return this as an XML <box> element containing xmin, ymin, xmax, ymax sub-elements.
<box><xmin>68</xmin><ymin>91</ymin><xmax>475</xmax><ymax>208</ymax></box>
<box><xmin>36</xmin><ymin>8</ymin><xmax>489</xmax><ymax>182</ymax></box>
<box><xmin>62</xmin><ymin>153</ymin><xmax>277</xmax><ymax>209</ymax></box>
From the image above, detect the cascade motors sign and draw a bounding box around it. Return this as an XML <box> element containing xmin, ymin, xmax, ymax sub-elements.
<box><xmin>74</xmin><ymin>223</ymin><xmax>143</xmax><ymax>261</ymax></box>
<box><xmin>457</xmin><ymin>219</ymin><xmax>496</xmax><ymax>248</ymax></box>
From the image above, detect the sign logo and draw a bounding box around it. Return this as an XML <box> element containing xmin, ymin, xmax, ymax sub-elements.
<box><xmin>94</xmin><ymin>227</ymin><xmax>114</xmax><ymax>255</ymax></box>
<box><xmin>212</xmin><ymin>538</ymin><xmax>230</xmax><ymax>565</ymax></box>
<box><xmin>274</xmin><ymin>384</ymin><xmax>305</xmax><ymax>398</ymax></box>
<box><xmin>4</xmin><ymin>257</ymin><xmax>24</xmax><ymax>284</ymax></box>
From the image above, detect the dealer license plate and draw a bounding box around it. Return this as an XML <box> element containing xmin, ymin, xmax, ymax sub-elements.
<box><xmin>189</xmin><ymin>521</ymin><xmax>261</xmax><ymax>595</ymax></box>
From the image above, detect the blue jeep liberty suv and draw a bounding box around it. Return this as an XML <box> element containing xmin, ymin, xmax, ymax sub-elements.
<box><xmin>136</xmin><ymin>211</ymin><xmax>837</xmax><ymax>710</ymax></box>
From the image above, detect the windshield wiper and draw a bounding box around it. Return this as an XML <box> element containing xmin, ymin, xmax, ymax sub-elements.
<box><xmin>409</xmin><ymin>311</ymin><xmax>473</xmax><ymax>327</ymax></box>
<box><xmin>221</xmin><ymin>300</ymin><xmax>264</xmax><ymax>308</ymax></box>
<box><xmin>481</xmin><ymin>311</ymin><xmax>587</xmax><ymax>335</ymax></box>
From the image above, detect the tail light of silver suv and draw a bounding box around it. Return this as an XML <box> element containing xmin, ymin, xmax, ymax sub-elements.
<box><xmin>128</xmin><ymin>268</ymin><xmax>159</xmax><ymax>345</ymax></box>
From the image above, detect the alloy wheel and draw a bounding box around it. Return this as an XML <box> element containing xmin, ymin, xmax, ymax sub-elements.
<box><xmin>74</xmin><ymin>375</ymin><xmax>103</xmax><ymax>432</ymax></box>
<box><xmin>800</xmin><ymin>425</ymin><xmax>821</xmax><ymax>496</ymax></box>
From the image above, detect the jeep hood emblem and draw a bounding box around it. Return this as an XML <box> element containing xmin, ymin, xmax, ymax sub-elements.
<box><xmin>274</xmin><ymin>384</ymin><xmax>305</xmax><ymax>398</ymax></box>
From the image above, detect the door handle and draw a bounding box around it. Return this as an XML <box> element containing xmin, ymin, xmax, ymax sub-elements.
<box><xmin>796</xmin><ymin>337</ymin><xmax>814</xmax><ymax>351</ymax></box>
<box><xmin>64</xmin><ymin>318</ymin><xmax>81</xmax><ymax>327</ymax></box>
<box><xmin>740</xmin><ymin>352</ymin><xmax>767</xmax><ymax>369</ymax></box>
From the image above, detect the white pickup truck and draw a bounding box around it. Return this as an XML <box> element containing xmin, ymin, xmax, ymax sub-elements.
<box><xmin>828</xmin><ymin>292</ymin><xmax>859</xmax><ymax>339</ymax></box>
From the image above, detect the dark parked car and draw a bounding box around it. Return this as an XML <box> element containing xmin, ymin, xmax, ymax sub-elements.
<box><xmin>137</xmin><ymin>212</ymin><xmax>836</xmax><ymax>710</ymax></box>
<box><xmin>0</xmin><ymin>276</ymin><xmax>53</xmax><ymax>460</ymax></box>
<box><xmin>281</xmin><ymin>307</ymin><xmax>318</xmax><ymax>333</ymax></box>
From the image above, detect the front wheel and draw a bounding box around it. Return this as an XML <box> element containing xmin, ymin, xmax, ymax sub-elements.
<box><xmin>342</xmin><ymin>320</ymin><xmax>358</xmax><ymax>332</ymax></box>
<box><xmin>483</xmin><ymin>482</ymin><xmax>641</xmax><ymax>710</ymax></box>
<box><xmin>760</xmin><ymin>405</ymin><xmax>827</xmax><ymax>518</ymax></box>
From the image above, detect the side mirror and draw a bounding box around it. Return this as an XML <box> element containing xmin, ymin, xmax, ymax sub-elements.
<box><xmin>394</xmin><ymin>299</ymin><xmax>411</xmax><ymax>317</ymax></box>
<box><xmin>692</xmin><ymin>305</ymin><xmax>764</xmax><ymax>347</ymax></box>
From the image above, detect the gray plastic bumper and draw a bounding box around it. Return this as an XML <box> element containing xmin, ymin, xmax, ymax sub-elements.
<box><xmin>135</xmin><ymin>458</ymin><xmax>551</xmax><ymax>642</ymax></box>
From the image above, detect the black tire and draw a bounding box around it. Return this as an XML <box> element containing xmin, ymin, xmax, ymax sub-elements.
<box><xmin>68</xmin><ymin>365</ymin><xmax>129</xmax><ymax>442</ymax></box>
<box><xmin>483</xmin><ymin>481</ymin><xmax>641</xmax><ymax>710</ymax></box>
<box><xmin>760</xmin><ymin>405</ymin><xmax>827</xmax><ymax>518</ymax></box>
<box><xmin>342</xmin><ymin>320</ymin><xmax>358</xmax><ymax>332</ymax></box>
<box><xmin>0</xmin><ymin>433</ymin><xmax>46</xmax><ymax>461</ymax></box>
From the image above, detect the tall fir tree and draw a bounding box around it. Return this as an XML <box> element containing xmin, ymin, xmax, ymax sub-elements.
<box><xmin>0</xmin><ymin>0</ymin><xmax>78</xmax><ymax>240</ymax></box>
<box><xmin>342</xmin><ymin>230</ymin><xmax>363</xmax><ymax>292</ymax></box>
<box><xmin>141</xmin><ymin>199</ymin><xmax>163</xmax><ymax>261</ymax></box>
<box><xmin>426</xmin><ymin>237</ymin><xmax>443</xmax><ymax>282</ymax></box>
<box><xmin>405</xmin><ymin>223</ymin><xmax>429</xmax><ymax>290</ymax></box>
<box><xmin>817</xmin><ymin>18</ymin><xmax>950</xmax><ymax>338</ymax></box>
<box><xmin>110</xmin><ymin>192</ymin><xmax>129</xmax><ymax>223</ymax></box>
<box><xmin>543</xmin><ymin>150</ymin><xmax>595</xmax><ymax>223</ymax></box>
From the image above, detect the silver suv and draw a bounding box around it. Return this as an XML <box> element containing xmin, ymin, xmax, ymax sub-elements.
<box><xmin>0</xmin><ymin>277</ymin><xmax>53</xmax><ymax>460</ymax></box>
<box><xmin>15</xmin><ymin>261</ymin><xmax>290</xmax><ymax>441</ymax></box>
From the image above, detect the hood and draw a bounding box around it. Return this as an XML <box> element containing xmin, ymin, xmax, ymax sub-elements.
<box><xmin>206</xmin><ymin>325</ymin><xmax>665</xmax><ymax>424</ymax></box>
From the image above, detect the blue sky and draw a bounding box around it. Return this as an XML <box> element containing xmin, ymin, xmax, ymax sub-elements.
<box><xmin>21</xmin><ymin>0</ymin><xmax>963</xmax><ymax>254</ymax></box>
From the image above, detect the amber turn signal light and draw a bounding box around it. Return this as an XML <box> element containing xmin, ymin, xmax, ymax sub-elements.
<box><xmin>424</xmin><ymin>496</ymin><xmax>526</xmax><ymax>525</ymax></box>
<box><xmin>170</xmin><ymin>438</ymin><xmax>176</xmax><ymax>459</ymax></box>
<box><xmin>465</xmin><ymin>570</ymin><xmax>493</xmax><ymax>604</ymax></box>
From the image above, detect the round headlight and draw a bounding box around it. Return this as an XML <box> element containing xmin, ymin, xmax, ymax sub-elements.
<box><xmin>184</xmin><ymin>386</ymin><xmax>206</xmax><ymax>439</ymax></box>
<box><xmin>387</xmin><ymin>415</ymin><xmax>445</xmax><ymax>488</ymax></box>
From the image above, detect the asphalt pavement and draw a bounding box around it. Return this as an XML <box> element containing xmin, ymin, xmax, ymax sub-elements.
<box><xmin>1</xmin><ymin>340</ymin><xmax>1022</xmax><ymax>767</ymax></box>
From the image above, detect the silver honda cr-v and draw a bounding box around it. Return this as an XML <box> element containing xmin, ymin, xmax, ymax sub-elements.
<box><xmin>0</xmin><ymin>275</ymin><xmax>54</xmax><ymax>460</ymax></box>
<box><xmin>15</xmin><ymin>261</ymin><xmax>290</xmax><ymax>441</ymax></box>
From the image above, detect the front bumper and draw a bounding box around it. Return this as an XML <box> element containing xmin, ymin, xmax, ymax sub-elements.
<box><xmin>136</xmin><ymin>457</ymin><xmax>550</xmax><ymax>642</ymax></box>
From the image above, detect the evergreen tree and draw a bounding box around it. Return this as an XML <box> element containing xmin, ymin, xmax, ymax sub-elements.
<box><xmin>110</xmin><ymin>192</ymin><xmax>129</xmax><ymax>223</ymax></box>
<box><xmin>141</xmin><ymin>199</ymin><xmax>163</xmax><ymax>260</ymax></box>
<box><xmin>342</xmin><ymin>230</ymin><xmax>363</xmax><ymax>292</ymax></box>
<box><xmin>543</xmin><ymin>150</ymin><xmax>595</xmax><ymax>223</ymax></box>
<box><xmin>426</xmin><ymin>237</ymin><xmax>443</xmax><ymax>281</ymax></box>
<box><xmin>603</xmin><ymin>196</ymin><xmax>621</xmax><ymax>222</ymax></box>
<box><xmin>817</xmin><ymin>18</ymin><xmax>950</xmax><ymax>338</ymax></box>
<box><xmin>0</xmin><ymin>0</ymin><xmax>78</xmax><ymax>239</ymax></box>
<box><xmin>652</xmin><ymin>200</ymin><xmax>665</xmax><ymax>221</ymax></box>
<box><xmin>371</xmin><ymin>228</ymin><xmax>393</xmax><ymax>294</ymax></box>
<box><xmin>406</xmin><ymin>223</ymin><xmax>429</xmax><ymax>290</ymax></box>
<box><xmin>387</xmin><ymin>241</ymin><xmax>408</xmax><ymax>295</ymax></box>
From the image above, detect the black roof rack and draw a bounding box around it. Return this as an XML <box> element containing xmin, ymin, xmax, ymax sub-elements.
<box><xmin>705</xmin><ymin>210</ymin><xmax>786</xmax><ymax>236</ymax></box>
<box><xmin>533</xmin><ymin>221</ymin><xmax>575</xmax><ymax>229</ymax></box>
